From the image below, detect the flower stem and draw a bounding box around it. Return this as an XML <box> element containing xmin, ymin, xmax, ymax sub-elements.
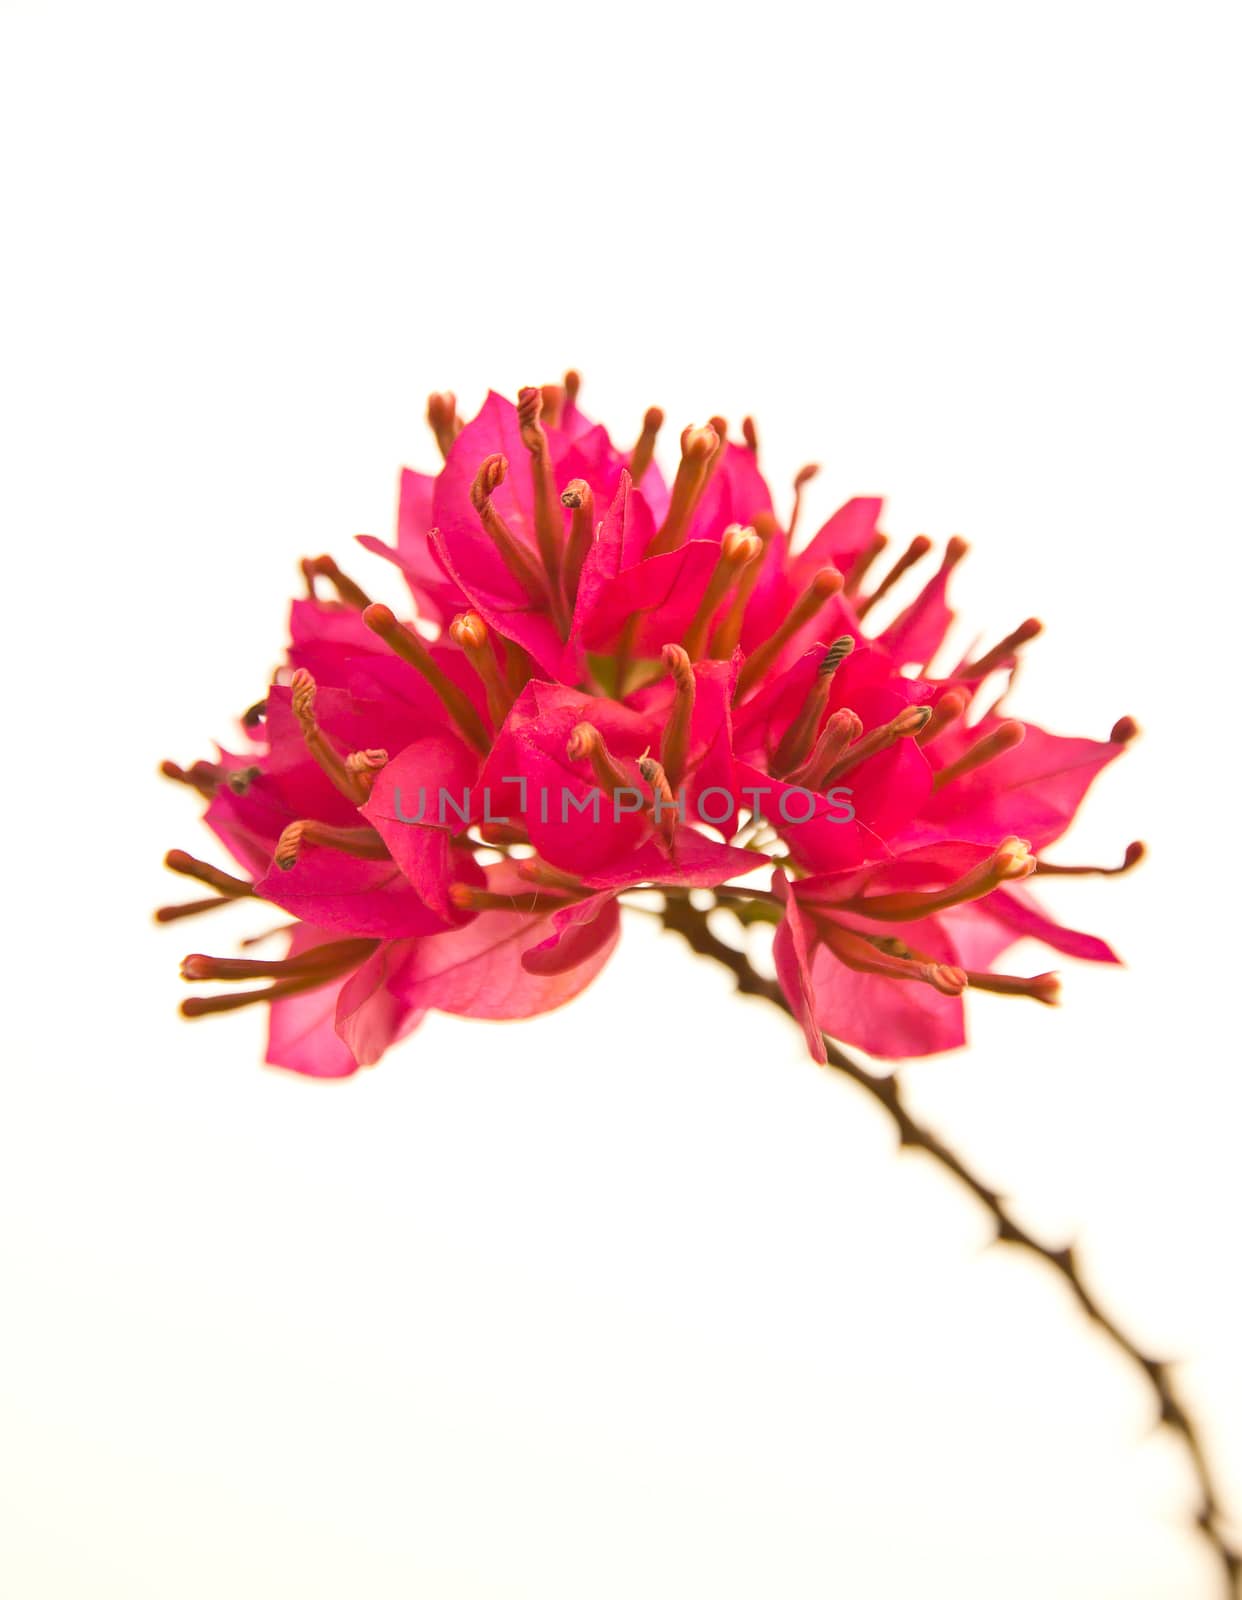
<box><xmin>657</xmin><ymin>893</ymin><xmax>1240</xmax><ymax>1598</ymax></box>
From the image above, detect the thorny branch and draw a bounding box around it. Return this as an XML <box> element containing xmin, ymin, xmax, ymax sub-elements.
<box><xmin>657</xmin><ymin>892</ymin><xmax>1240</xmax><ymax>1599</ymax></box>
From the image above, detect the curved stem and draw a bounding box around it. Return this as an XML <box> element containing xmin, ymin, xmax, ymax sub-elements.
<box><xmin>657</xmin><ymin>894</ymin><xmax>1240</xmax><ymax>1598</ymax></box>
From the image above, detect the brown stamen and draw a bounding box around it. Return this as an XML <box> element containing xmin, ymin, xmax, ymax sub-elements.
<box><xmin>160</xmin><ymin>759</ymin><xmax>223</xmax><ymax>799</ymax></box>
<box><xmin>300</xmin><ymin>555</ymin><xmax>372</xmax><ymax>610</ymax></box>
<box><xmin>701</xmin><ymin>417</ymin><xmax>729</xmax><ymax>490</ymax></box>
<box><xmin>468</xmin><ymin>454</ymin><xmax>555</xmax><ymax>609</ymax></box>
<box><xmin>566</xmin><ymin>722</ymin><xmax>631</xmax><ymax>798</ymax></box>
<box><xmin>1110</xmin><ymin>716</ymin><xmax>1140</xmax><ymax>745</ymax></box>
<box><xmin>362</xmin><ymin>603</ymin><xmax>490</xmax><ymax>755</ymax></box>
<box><xmin>516</xmin><ymin>386</ymin><xmax>566</xmax><ymax>605</ymax></box>
<box><xmin>560</xmin><ymin>479</ymin><xmax>595</xmax><ymax>609</ymax></box>
<box><xmin>538</xmin><ymin>383</ymin><xmax>565</xmax><ymax>429</ymax></box>
<box><xmin>427</xmin><ymin>391</ymin><xmax>460</xmax><ymax>459</ymax></box>
<box><xmin>155</xmin><ymin>895</ymin><xmax>238</xmax><ymax>924</ymax></box>
<box><xmin>448</xmin><ymin>884</ymin><xmax>585</xmax><ymax>913</ymax></box>
<box><xmin>964</xmin><ymin>970</ymin><xmax>1061</xmax><ymax>1005</ymax></box>
<box><xmin>181</xmin><ymin>938</ymin><xmax>378</xmax><ymax>984</ymax></box>
<box><xmin>841</xmin><ymin>532</ymin><xmax>889</xmax><ymax>597</ymax></box>
<box><xmin>515</xmin><ymin>857</ymin><xmax>585</xmax><ymax>890</ymax></box>
<box><xmin>709</xmin><ymin>511</ymin><xmax>778</xmax><ymax>657</ymax></box>
<box><xmin>916</xmin><ymin>688</ymin><xmax>969</xmax><ymax>746</ymax></box>
<box><xmin>788</xmin><ymin>463</ymin><xmax>819</xmax><ymax>542</ymax></box>
<box><xmin>816</xmin><ymin>919</ymin><xmax>968</xmax><ymax>995</ymax></box>
<box><xmin>741</xmin><ymin>416</ymin><xmax>759</xmax><ymax>455</ymax></box>
<box><xmin>502</xmin><ymin>638</ymin><xmax>537</xmax><ymax>699</ymax></box>
<box><xmin>164</xmin><ymin>850</ymin><xmax>254</xmax><ymax>899</ymax></box>
<box><xmin>274</xmin><ymin>819</ymin><xmax>391</xmax><ymax>872</ymax></box>
<box><xmin>449</xmin><ymin>610</ymin><xmax>513</xmax><ymax>731</ymax></box>
<box><xmin>659</xmin><ymin>644</ymin><xmax>696</xmax><ymax>788</ymax></box>
<box><xmin>932</xmin><ymin>719</ymin><xmax>1025</xmax><ymax>788</ymax></box>
<box><xmin>961</xmin><ymin>617</ymin><xmax>1043</xmax><ymax>679</ymax></box>
<box><xmin>733</xmin><ymin>567</ymin><xmax>845</xmax><ymax>701</ymax></box>
<box><xmin>826</xmin><ymin>704</ymin><xmax>933</xmax><ymax>781</ymax></box>
<box><xmin>629</xmin><ymin>406</ymin><xmax>664</xmax><ymax>487</ymax></box>
<box><xmin>772</xmin><ymin>636</ymin><xmax>854</xmax><ymax>776</ymax></box>
<box><xmin>181</xmin><ymin>974</ymin><xmax>335</xmax><ymax>1018</ymax></box>
<box><xmin>682</xmin><ymin>526</ymin><xmax>763</xmax><ymax>660</ymax></box>
<box><xmin>832</xmin><ymin>837</ymin><xmax>1035</xmax><ymax>921</ymax></box>
<box><xmin>343</xmin><ymin>749</ymin><xmax>388</xmax><ymax>797</ymax></box>
<box><xmin>855</xmin><ymin>535</ymin><xmax>932</xmax><ymax>620</ymax></box>
<box><xmin>786</xmin><ymin>708</ymin><xmax>864</xmax><ymax>790</ymax></box>
<box><xmin>290</xmin><ymin>669</ymin><xmax>382</xmax><ymax>804</ymax></box>
<box><xmin>1036</xmin><ymin>840</ymin><xmax>1145</xmax><ymax>877</ymax></box>
<box><xmin>638</xmin><ymin>754</ymin><xmax>680</xmax><ymax>848</ymax></box>
<box><xmin>647</xmin><ymin>424</ymin><xmax>720</xmax><ymax>557</ymax></box>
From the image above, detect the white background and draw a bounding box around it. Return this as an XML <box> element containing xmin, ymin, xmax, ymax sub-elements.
<box><xmin>2</xmin><ymin>2</ymin><xmax>1239</xmax><ymax>1595</ymax></box>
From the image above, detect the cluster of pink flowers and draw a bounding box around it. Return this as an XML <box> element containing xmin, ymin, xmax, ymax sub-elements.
<box><xmin>160</xmin><ymin>377</ymin><xmax>1139</xmax><ymax>1076</ymax></box>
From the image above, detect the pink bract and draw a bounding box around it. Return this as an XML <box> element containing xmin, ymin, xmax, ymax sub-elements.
<box><xmin>161</xmin><ymin>377</ymin><xmax>1139</xmax><ymax>1075</ymax></box>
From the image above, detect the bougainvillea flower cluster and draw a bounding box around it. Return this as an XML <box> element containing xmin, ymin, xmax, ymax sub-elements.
<box><xmin>159</xmin><ymin>376</ymin><xmax>1140</xmax><ymax>1076</ymax></box>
